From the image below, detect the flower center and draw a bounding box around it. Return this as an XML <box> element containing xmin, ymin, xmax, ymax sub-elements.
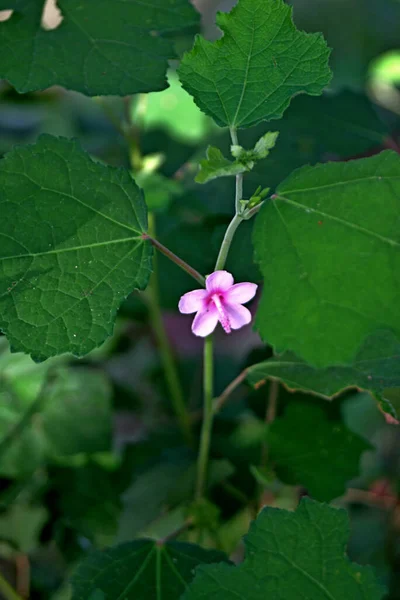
<box><xmin>211</xmin><ymin>293</ymin><xmax>231</xmax><ymax>334</ymax></box>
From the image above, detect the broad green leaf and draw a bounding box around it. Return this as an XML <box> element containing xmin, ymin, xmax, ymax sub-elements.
<box><xmin>70</xmin><ymin>540</ymin><xmax>228</xmax><ymax>600</ymax></box>
<box><xmin>183</xmin><ymin>498</ymin><xmax>386</xmax><ymax>600</ymax></box>
<box><xmin>0</xmin><ymin>135</ymin><xmax>152</xmax><ymax>360</ymax></box>
<box><xmin>178</xmin><ymin>0</ymin><xmax>331</xmax><ymax>128</ymax></box>
<box><xmin>195</xmin><ymin>147</ymin><xmax>248</xmax><ymax>184</ymax></box>
<box><xmin>247</xmin><ymin>330</ymin><xmax>400</xmax><ymax>399</ymax></box>
<box><xmin>254</xmin><ymin>150</ymin><xmax>400</xmax><ymax>367</ymax></box>
<box><xmin>0</xmin><ymin>0</ymin><xmax>199</xmax><ymax>96</ymax></box>
<box><xmin>266</xmin><ymin>402</ymin><xmax>371</xmax><ymax>501</ymax></box>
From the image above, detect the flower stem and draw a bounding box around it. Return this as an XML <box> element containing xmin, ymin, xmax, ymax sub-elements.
<box><xmin>195</xmin><ymin>335</ymin><xmax>214</xmax><ymax>499</ymax></box>
<box><xmin>143</xmin><ymin>234</ymin><xmax>205</xmax><ymax>287</ymax></box>
<box><xmin>214</xmin><ymin>213</ymin><xmax>243</xmax><ymax>271</ymax></box>
<box><xmin>147</xmin><ymin>216</ymin><xmax>194</xmax><ymax>447</ymax></box>
<box><xmin>0</xmin><ymin>574</ymin><xmax>23</xmax><ymax>600</ymax></box>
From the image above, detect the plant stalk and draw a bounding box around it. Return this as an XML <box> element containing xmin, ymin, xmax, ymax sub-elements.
<box><xmin>214</xmin><ymin>213</ymin><xmax>243</xmax><ymax>271</ymax></box>
<box><xmin>143</xmin><ymin>234</ymin><xmax>205</xmax><ymax>287</ymax></box>
<box><xmin>195</xmin><ymin>335</ymin><xmax>214</xmax><ymax>499</ymax></box>
<box><xmin>147</xmin><ymin>216</ymin><xmax>193</xmax><ymax>447</ymax></box>
<box><xmin>0</xmin><ymin>574</ymin><xmax>23</xmax><ymax>600</ymax></box>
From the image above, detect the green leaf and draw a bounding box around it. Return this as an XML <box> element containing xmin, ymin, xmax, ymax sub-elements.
<box><xmin>0</xmin><ymin>134</ymin><xmax>152</xmax><ymax>361</ymax></box>
<box><xmin>183</xmin><ymin>498</ymin><xmax>386</xmax><ymax>600</ymax></box>
<box><xmin>195</xmin><ymin>147</ymin><xmax>248</xmax><ymax>184</ymax></box>
<box><xmin>252</xmin><ymin>131</ymin><xmax>280</xmax><ymax>159</ymax></box>
<box><xmin>0</xmin><ymin>0</ymin><xmax>199</xmax><ymax>96</ymax></box>
<box><xmin>70</xmin><ymin>540</ymin><xmax>229</xmax><ymax>600</ymax></box>
<box><xmin>266</xmin><ymin>402</ymin><xmax>371</xmax><ymax>501</ymax></box>
<box><xmin>247</xmin><ymin>330</ymin><xmax>400</xmax><ymax>400</ymax></box>
<box><xmin>178</xmin><ymin>0</ymin><xmax>331</xmax><ymax>128</ymax></box>
<box><xmin>254</xmin><ymin>150</ymin><xmax>400</xmax><ymax>367</ymax></box>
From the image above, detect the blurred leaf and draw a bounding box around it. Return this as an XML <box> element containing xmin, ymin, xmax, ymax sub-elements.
<box><xmin>41</xmin><ymin>368</ymin><xmax>112</xmax><ymax>459</ymax></box>
<box><xmin>254</xmin><ymin>151</ymin><xmax>400</xmax><ymax>367</ymax></box>
<box><xmin>247</xmin><ymin>330</ymin><xmax>400</xmax><ymax>400</ymax></box>
<box><xmin>51</xmin><ymin>462</ymin><xmax>122</xmax><ymax>542</ymax></box>
<box><xmin>183</xmin><ymin>498</ymin><xmax>386</xmax><ymax>600</ymax></box>
<box><xmin>0</xmin><ymin>501</ymin><xmax>47</xmax><ymax>551</ymax></box>
<box><xmin>0</xmin><ymin>344</ymin><xmax>112</xmax><ymax>476</ymax></box>
<box><xmin>179</xmin><ymin>0</ymin><xmax>331</xmax><ymax>128</ymax></box>
<box><xmin>132</xmin><ymin>70</ymin><xmax>211</xmax><ymax>143</ymax></box>
<box><xmin>0</xmin><ymin>0</ymin><xmax>199</xmax><ymax>95</ymax></box>
<box><xmin>70</xmin><ymin>540</ymin><xmax>229</xmax><ymax>600</ymax></box>
<box><xmin>290</xmin><ymin>0</ymin><xmax>400</xmax><ymax>88</ymax></box>
<box><xmin>195</xmin><ymin>147</ymin><xmax>248</xmax><ymax>184</ymax></box>
<box><xmin>135</xmin><ymin>171</ymin><xmax>183</xmax><ymax>212</ymax></box>
<box><xmin>267</xmin><ymin>402</ymin><xmax>371</xmax><ymax>501</ymax></box>
<box><xmin>0</xmin><ymin>135</ymin><xmax>152</xmax><ymax>360</ymax></box>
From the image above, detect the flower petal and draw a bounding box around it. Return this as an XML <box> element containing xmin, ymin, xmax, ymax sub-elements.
<box><xmin>225</xmin><ymin>282</ymin><xmax>258</xmax><ymax>305</ymax></box>
<box><xmin>192</xmin><ymin>307</ymin><xmax>219</xmax><ymax>337</ymax></box>
<box><xmin>178</xmin><ymin>289</ymin><xmax>208</xmax><ymax>314</ymax></box>
<box><xmin>206</xmin><ymin>270</ymin><xmax>234</xmax><ymax>293</ymax></box>
<box><xmin>224</xmin><ymin>304</ymin><xmax>252</xmax><ymax>330</ymax></box>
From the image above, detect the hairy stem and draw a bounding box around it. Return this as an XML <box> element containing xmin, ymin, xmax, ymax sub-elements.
<box><xmin>147</xmin><ymin>216</ymin><xmax>193</xmax><ymax>447</ymax></box>
<box><xmin>143</xmin><ymin>234</ymin><xmax>205</xmax><ymax>287</ymax></box>
<box><xmin>196</xmin><ymin>335</ymin><xmax>214</xmax><ymax>499</ymax></box>
<box><xmin>214</xmin><ymin>213</ymin><xmax>243</xmax><ymax>271</ymax></box>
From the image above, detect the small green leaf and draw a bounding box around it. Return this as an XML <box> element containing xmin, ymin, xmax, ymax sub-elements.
<box><xmin>195</xmin><ymin>147</ymin><xmax>248</xmax><ymax>184</ymax></box>
<box><xmin>247</xmin><ymin>330</ymin><xmax>400</xmax><ymax>400</ymax></box>
<box><xmin>70</xmin><ymin>540</ymin><xmax>229</xmax><ymax>600</ymax></box>
<box><xmin>267</xmin><ymin>402</ymin><xmax>371</xmax><ymax>501</ymax></box>
<box><xmin>183</xmin><ymin>498</ymin><xmax>386</xmax><ymax>600</ymax></box>
<box><xmin>178</xmin><ymin>0</ymin><xmax>331</xmax><ymax>128</ymax></box>
<box><xmin>0</xmin><ymin>0</ymin><xmax>199</xmax><ymax>96</ymax></box>
<box><xmin>252</xmin><ymin>131</ymin><xmax>280</xmax><ymax>159</ymax></box>
<box><xmin>254</xmin><ymin>150</ymin><xmax>400</xmax><ymax>367</ymax></box>
<box><xmin>0</xmin><ymin>135</ymin><xmax>152</xmax><ymax>360</ymax></box>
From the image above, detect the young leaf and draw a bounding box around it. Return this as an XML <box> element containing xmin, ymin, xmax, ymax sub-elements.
<box><xmin>0</xmin><ymin>135</ymin><xmax>152</xmax><ymax>361</ymax></box>
<box><xmin>254</xmin><ymin>150</ymin><xmax>400</xmax><ymax>367</ymax></box>
<box><xmin>247</xmin><ymin>330</ymin><xmax>400</xmax><ymax>400</ymax></box>
<box><xmin>266</xmin><ymin>402</ymin><xmax>371</xmax><ymax>501</ymax></box>
<box><xmin>195</xmin><ymin>147</ymin><xmax>248</xmax><ymax>184</ymax></box>
<box><xmin>70</xmin><ymin>540</ymin><xmax>229</xmax><ymax>600</ymax></box>
<box><xmin>178</xmin><ymin>0</ymin><xmax>331</xmax><ymax>128</ymax></box>
<box><xmin>0</xmin><ymin>0</ymin><xmax>199</xmax><ymax>96</ymax></box>
<box><xmin>183</xmin><ymin>498</ymin><xmax>386</xmax><ymax>600</ymax></box>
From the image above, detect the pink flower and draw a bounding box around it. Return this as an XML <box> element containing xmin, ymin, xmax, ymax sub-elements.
<box><xmin>178</xmin><ymin>270</ymin><xmax>258</xmax><ymax>337</ymax></box>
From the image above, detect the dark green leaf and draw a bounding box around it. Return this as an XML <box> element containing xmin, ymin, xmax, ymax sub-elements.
<box><xmin>0</xmin><ymin>135</ymin><xmax>152</xmax><ymax>360</ymax></box>
<box><xmin>0</xmin><ymin>0</ymin><xmax>199</xmax><ymax>96</ymax></box>
<box><xmin>70</xmin><ymin>539</ymin><xmax>228</xmax><ymax>600</ymax></box>
<box><xmin>183</xmin><ymin>498</ymin><xmax>386</xmax><ymax>600</ymax></box>
<box><xmin>178</xmin><ymin>0</ymin><xmax>331</xmax><ymax>128</ymax></box>
<box><xmin>247</xmin><ymin>330</ymin><xmax>400</xmax><ymax>399</ymax></box>
<box><xmin>267</xmin><ymin>402</ymin><xmax>371</xmax><ymax>501</ymax></box>
<box><xmin>254</xmin><ymin>150</ymin><xmax>400</xmax><ymax>367</ymax></box>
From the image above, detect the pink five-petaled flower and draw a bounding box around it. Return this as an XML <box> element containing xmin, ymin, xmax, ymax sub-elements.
<box><xmin>178</xmin><ymin>270</ymin><xmax>258</xmax><ymax>337</ymax></box>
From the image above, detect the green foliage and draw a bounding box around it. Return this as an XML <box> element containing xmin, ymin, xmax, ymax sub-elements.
<box><xmin>0</xmin><ymin>135</ymin><xmax>152</xmax><ymax>360</ymax></box>
<box><xmin>254</xmin><ymin>150</ymin><xmax>400</xmax><ymax>367</ymax></box>
<box><xmin>178</xmin><ymin>0</ymin><xmax>331</xmax><ymax>128</ymax></box>
<box><xmin>267</xmin><ymin>402</ymin><xmax>371</xmax><ymax>501</ymax></box>
<box><xmin>0</xmin><ymin>0</ymin><xmax>199</xmax><ymax>96</ymax></box>
<box><xmin>195</xmin><ymin>147</ymin><xmax>248</xmax><ymax>184</ymax></box>
<box><xmin>182</xmin><ymin>499</ymin><xmax>386</xmax><ymax>600</ymax></box>
<box><xmin>0</xmin><ymin>341</ymin><xmax>112</xmax><ymax>477</ymax></box>
<box><xmin>70</xmin><ymin>540</ymin><xmax>229</xmax><ymax>600</ymax></box>
<box><xmin>247</xmin><ymin>330</ymin><xmax>400</xmax><ymax>400</ymax></box>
